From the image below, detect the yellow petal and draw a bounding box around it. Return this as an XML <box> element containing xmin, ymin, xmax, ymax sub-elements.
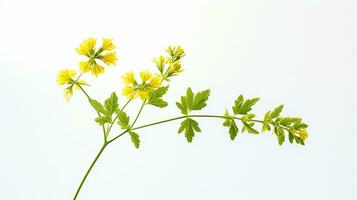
<box><xmin>298</xmin><ymin>129</ymin><xmax>308</xmax><ymax>141</ymax></box>
<box><xmin>86</xmin><ymin>37</ymin><xmax>97</xmax><ymax>50</ymax></box>
<box><xmin>139</xmin><ymin>70</ymin><xmax>152</xmax><ymax>82</ymax></box>
<box><xmin>91</xmin><ymin>64</ymin><xmax>105</xmax><ymax>77</ymax></box>
<box><xmin>149</xmin><ymin>75</ymin><xmax>162</xmax><ymax>88</ymax></box>
<box><xmin>122</xmin><ymin>71</ymin><xmax>136</xmax><ymax>84</ymax></box>
<box><xmin>122</xmin><ymin>85</ymin><xmax>135</xmax><ymax>98</ymax></box>
<box><xmin>79</xmin><ymin>61</ymin><xmax>91</xmax><ymax>73</ymax></box>
<box><xmin>102</xmin><ymin>38</ymin><xmax>116</xmax><ymax>51</ymax></box>
<box><xmin>56</xmin><ymin>69</ymin><xmax>77</xmax><ymax>85</ymax></box>
<box><xmin>169</xmin><ymin>60</ymin><xmax>182</xmax><ymax>73</ymax></box>
<box><xmin>102</xmin><ymin>52</ymin><xmax>117</xmax><ymax>65</ymax></box>
<box><xmin>138</xmin><ymin>90</ymin><xmax>149</xmax><ymax>100</ymax></box>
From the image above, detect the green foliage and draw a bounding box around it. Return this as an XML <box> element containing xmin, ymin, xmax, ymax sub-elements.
<box><xmin>129</xmin><ymin>130</ymin><xmax>140</xmax><ymax>148</ymax></box>
<box><xmin>242</xmin><ymin>122</ymin><xmax>259</xmax><ymax>134</ymax></box>
<box><xmin>274</xmin><ymin>127</ymin><xmax>285</xmax><ymax>145</ymax></box>
<box><xmin>176</xmin><ymin>87</ymin><xmax>210</xmax><ymax>115</ymax></box>
<box><xmin>147</xmin><ymin>86</ymin><xmax>169</xmax><ymax>108</ymax></box>
<box><xmin>95</xmin><ymin>116</ymin><xmax>111</xmax><ymax>125</ymax></box>
<box><xmin>117</xmin><ymin>111</ymin><xmax>130</xmax><ymax>129</ymax></box>
<box><xmin>89</xmin><ymin>92</ymin><xmax>119</xmax><ymax>125</ymax></box>
<box><xmin>223</xmin><ymin>110</ymin><xmax>238</xmax><ymax>140</ymax></box>
<box><xmin>104</xmin><ymin>92</ymin><xmax>119</xmax><ymax>117</ymax></box>
<box><xmin>178</xmin><ymin>118</ymin><xmax>201</xmax><ymax>143</ymax></box>
<box><xmin>232</xmin><ymin>95</ymin><xmax>260</xmax><ymax>115</ymax></box>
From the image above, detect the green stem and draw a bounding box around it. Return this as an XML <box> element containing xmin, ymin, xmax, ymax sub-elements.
<box><xmin>131</xmin><ymin>114</ymin><xmax>261</xmax><ymax>131</ymax></box>
<box><xmin>76</xmin><ymin>83</ymin><xmax>107</xmax><ymax>141</ymax></box>
<box><xmin>107</xmin><ymin>100</ymin><xmax>146</xmax><ymax>144</ymax></box>
<box><xmin>73</xmin><ymin>143</ymin><xmax>107</xmax><ymax>200</ymax></box>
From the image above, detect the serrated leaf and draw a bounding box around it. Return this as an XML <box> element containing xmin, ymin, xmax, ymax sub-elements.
<box><xmin>129</xmin><ymin>131</ymin><xmax>140</xmax><ymax>148</ymax></box>
<box><xmin>233</xmin><ymin>95</ymin><xmax>259</xmax><ymax>115</ymax></box>
<box><xmin>178</xmin><ymin>118</ymin><xmax>201</xmax><ymax>143</ymax></box>
<box><xmin>274</xmin><ymin>127</ymin><xmax>285</xmax><ymax>145</ymax></box>
<box><xmin>191</xmin><ymin>89</ymin><xmax>210</xmax><ymax>110</ymax></box>
<box><xmin>242</xmin><ymin>122</ymin><xmax>259</xmax><ymax>134</ymax></box>
<box><xmin>104</xmin><ymin>92</ymin><xmax>119</xmax><ymax>117</ymax></box>
<box><xmin>222</xmin><ymin>109</ymin><xmax>231</xmax><ymax>127</ymax></box>
<box><xmin>261</xmin><ymin>123</ymin><xmax>271</xmax><ymax>132</ymax></box>
<box><xmin>95</xmin><ymin>116</ymin><xmax>111</xmax><ymax>125</ymax></box>
<box><xmin>117</xmin><ymin>111</ymin><xmax>130</xmax><ymax>129</ymax></box>
<box><xmin>176</xmin><ymin>88</ymin><xmax>210</xmax><ymax>115</ymax></box>
<box><xmin>147</xmin><ymin>86</ymin><xmax>169</xmax><ymax>108</ymax></box>
<box><xmin>222</xmin><ymin>110</ymin><xmax>238</xmax><ymax>140</ymax></box>
<box><xmin>228</xmin><ymin>120</ymin><xmax>238</xmax><ymax>140</ymax></box>
<box><xmin>271</xmin><ymin>105</ymin><xmax>284</xmax><ymax>119</ymax></box>
<box><xmin>89</xmin><ymin>99</ymin><xmax>106</xmax><ymax>114</ymax></box>
<box><xmin>176</xmin><ymin>96</ymin><xmax>188</xmax><ymax>115</ymax></box>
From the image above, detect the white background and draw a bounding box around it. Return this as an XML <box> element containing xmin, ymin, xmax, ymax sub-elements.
<box><xmin>0</xmin><ymin>0</ymin><xmax>356</xmax><ymax>199</ymax></box>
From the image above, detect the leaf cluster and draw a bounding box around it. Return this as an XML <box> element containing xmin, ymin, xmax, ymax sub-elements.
<box><xmin>176</xmin><ymin>88</ymin><xmax>210</xmax><ymax>142</ymax></box>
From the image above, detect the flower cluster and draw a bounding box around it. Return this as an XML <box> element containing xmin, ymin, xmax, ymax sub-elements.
<box><xmin>76</xmin><ymin>37</ymin><xmax>118</xmax><ymax>76</ymax></box>
<box><xmin>56</xmin><ymin>69</ymin><xmax>86</xmax><ymax>100</ymax></box>
<box><xmin>152</xmin><ymin>45</ymin><xmax>185</xmax><ymax>81</ymax></box>
<box><xmin>56</xmin><ymin>37</ymin><xmax>118</xmax><ymax>100</ymax></box>
<box><xmin>122</xmin><ymin>70</ymin><xmax>162</xmax><ymax>100</ymax></box>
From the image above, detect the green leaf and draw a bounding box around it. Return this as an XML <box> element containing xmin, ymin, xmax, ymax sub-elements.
<box><xmin>176</xmin><ymin>96</ymin><xmax>188</xmax><ymax>115</ymax></box>
<box><xmin>274</xmin><ymin>127</ymin><xmax>285</xmax><ymax>145</ymax></box>
<box><xmin>95</xmin><ymin>116</ymin><xmax>111</xmax><ymax>125</ymax></box>
<box><xmin>232</xmin><ymin>95</ymin><xmax>260</xmax><ymax>115</ymax></box>
<box><xmin>271</xmin><ymin>105</ymin><xmax>284</xmax><ymax>119</ymax></box>
<box><xmin>129</xmin><ymin>131</ymin><xmax>140</xmax><ymax>149</ymax></box>
<box><xmin>261</xmin><ymin>123</ymin><xmax>271</xmax><ymax>132</ymax></box>
<box><xmin>117</xmin><ymin>111</ymin><xmax>130</xmax><ymax>129</ymax></box>
<box><xmin>191</xmin><ymin>89</ymin><xmax>210</xmax><ymax>110</ymax></box>
<box><xmin>89</xmin><ymin>99</ymin><xmax>106</xmax><ymax>114</ymax></box>
<box><xmin>288</xmin><ymin>132</ymin><xmax>294</xmax><ymax>143</ymax></box>
<box><xmin>222</xmin><ymin>110</ymin><xmax>238</xmax><ymax>140</ymax></box>
<box><xmin>229</xmin><ymin>120</ymin><xmax>238</xmax><ymax>140</ymax></box>
<box><xmin>176</xmin><ymin>87</ymin><xmax>210</xmax><ymax>115</ymax></box>
<box><xmin>147</xmin><ymin>86</ymin><xmax>169</xmax><ymax>108</ymax></box>
<box><xmin>178</xmin><ymin>118</ymin><xmax>201</xmax><ymax>143</ymax></box>
<box><xmin>104</xmin><ymin>92</ymin><xmax>119</xmax><ymax>117</ymax></box>
<box><xmin>242</xmin><ymin>122</ymin><xmax>259</xmax><ymax>134</ymax></box>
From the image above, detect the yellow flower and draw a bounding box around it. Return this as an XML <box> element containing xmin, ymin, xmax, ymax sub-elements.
<box><xmin>175</xmin><ymin>46</ymin><xmax>185</xmax><ymax>57</ymax></box>
<box><xmin>153</xmin><ymin>55</ymin><xmax>166</xmax><ymax>72</ymax></box>
<box><xmin>122</xmin><ymin>71</ymin><xmax>136</xmax><ymax>84</ymax></box>
<box><xmin>166</xmin><ymin>46</ymin><xmax>185</xmax><ymax>58</ymax></box>
<box><xmin>56</xmin><ymin>69</ymin><xmax>77</xmax><ymax>85</ymax></box>
<box><xmin>86</xmin><ymin>37</ymin><xmax>97</xmax><ymax>50</ymax></box>
<box><xmin>149</xmin><ymin>75</ymin><xmax>162</xmax><ymax>88</ymax></box>
<box><xmin>91</xmin><ymin>64</ymin><xmax>105</xmax><ymax>76</ymax></box>
<box><xmin>138</xmin><ymin>90</ymin><xmax>149</xmax><ymax>100</ymax></box>
<box><xmin>79</xmin><ymin>61</ymin><xmax>91</xmax><ymax>73</ymax></box>
<box><xmin>140</xmin><ymin>70</ymin><xmax>152</xmax><ymax>82</ymax></box>
<box><xmin>122</xmin><ymin>85</ymin><xmax>135</xmax><ymax>97</ymax></box>
<box><xmin>298</xmin><ymin>129</ymin><xmax>308</xmax><ymax>141</ymax></box>
<box><xmin>169</xmin><ymin>60</ymin><xmax>182</xmax><ymax>73</ymax></box>
<box><xmin>101</xmin><ymin>38</ymin><xmax>115</xmax><ymax>51</ymax></box>
<box><xmin>102</xmin><ymin>52</ymin><xmax>117</xmax><ymax>65</ymax></box>
<box><xmin>76</xmin><ymin>37</ymin><xmax>97</xmax><ymax>55</ymax></box>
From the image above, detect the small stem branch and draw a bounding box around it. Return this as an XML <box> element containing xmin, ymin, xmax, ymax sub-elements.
<box><xmin>130</xmin><ymin>100</ymin><xmax>146</xmax><ymax>128</ymax></box>
<box><xmin>73</xmin><ymin>143</ymin><xmax>107</xmax><ymax>200</ymax></box>
<box><xmin>107</xmin><ymin>100</ymin><xmax>146</xmax><ymax>144</ymax></box>
<box><xmin>76</xmin><ymin>83</ymin><xmax>107</xmax><ymax>142</ymax></box>
<box><xmin>106</xmin><ymin>96</ymin><xmax>134</xmax><ymax>138</ymax></box>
